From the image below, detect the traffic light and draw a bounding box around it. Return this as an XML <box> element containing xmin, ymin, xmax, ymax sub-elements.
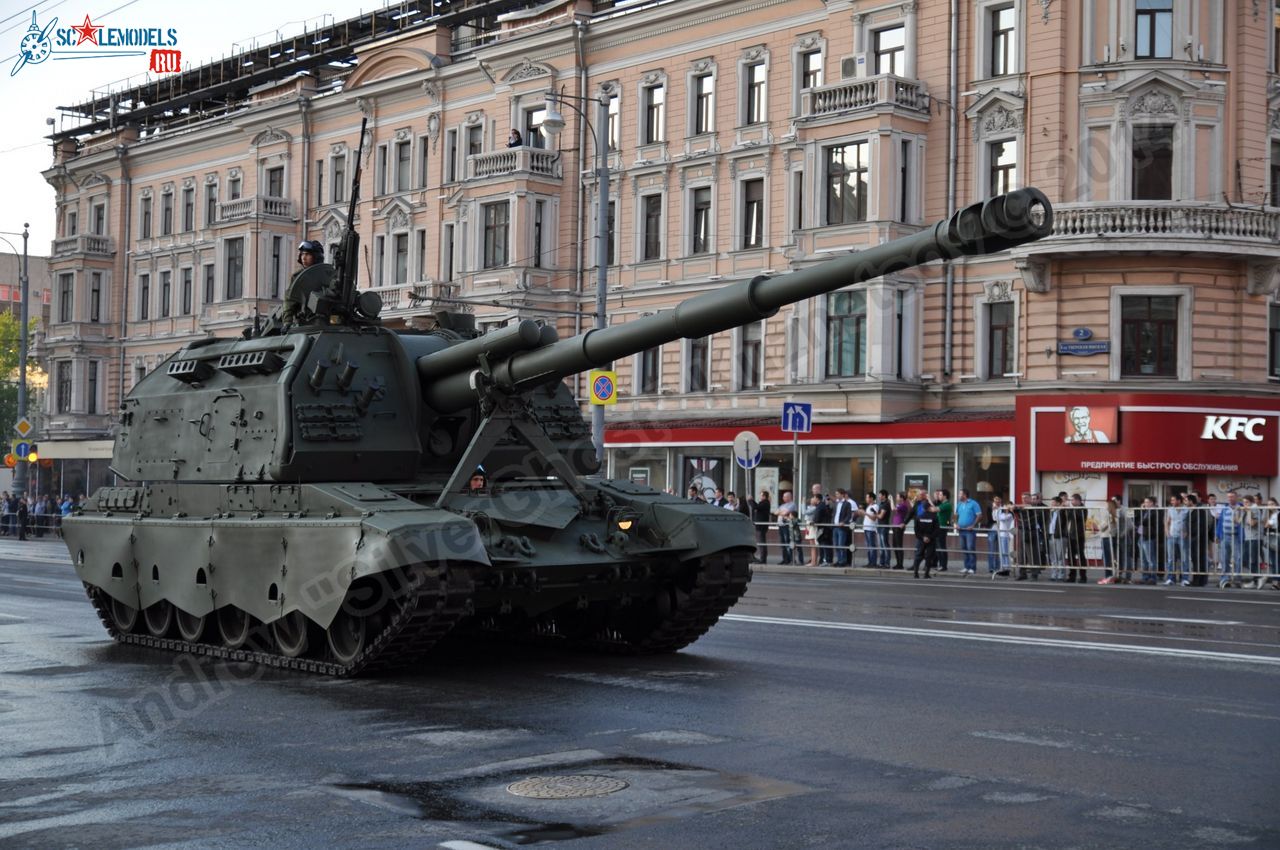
<box><xmin>26</xmin><ymin>442</ymin><xmax>37</xmax><ymax>463</ymax></box>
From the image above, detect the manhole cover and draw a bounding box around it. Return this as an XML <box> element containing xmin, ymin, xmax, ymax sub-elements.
<box><xmin>506</xmin><ymin>775</ymin><xmax>630</xmax><ymax>799</ymax></box>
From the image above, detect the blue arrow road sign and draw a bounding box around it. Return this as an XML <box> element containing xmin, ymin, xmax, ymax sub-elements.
<box><xmin>781</xmin><ymin>402</ymin><xmax>813</xmax><ymax>433</ymax></box>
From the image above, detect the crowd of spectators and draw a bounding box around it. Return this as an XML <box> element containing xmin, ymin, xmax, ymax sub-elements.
<box><xmin>0</xmin><ymin>492</ymin><xmax>83</xmax><ymax>541</ymax></box>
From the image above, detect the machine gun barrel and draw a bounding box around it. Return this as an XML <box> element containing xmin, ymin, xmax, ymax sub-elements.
<box><xmin>421</xmin><ymin>188</ymin><xmax>1052</xmax><ymax>413</ymax></box>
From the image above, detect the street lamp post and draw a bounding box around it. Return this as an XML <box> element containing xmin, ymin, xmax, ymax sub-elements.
<box><xmin>0</xmin><ymin>225</ymin><xmax>30</xmax><ymax>499</ymax></box>
<box><xmin>542</xmin><ymin>90</ymin><xmax>610</xmax><ymax>466</ymax></box>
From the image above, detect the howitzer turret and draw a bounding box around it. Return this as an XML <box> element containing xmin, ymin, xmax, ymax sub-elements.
<box><xmin>62</xmin><ymin>188</ymin><xmax>1052</xmax><ymax>677</ymax></box>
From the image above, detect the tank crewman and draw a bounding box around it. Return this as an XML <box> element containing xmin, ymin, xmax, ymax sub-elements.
<box><xmin>281</xmin><ymin>240</ymin><xmax>327</xmax><ymax>323</ymax></box>
<box><xmin>467</xmin><ymin>468</ymin><xmax>487</xmax><ymax>493</ymax></box>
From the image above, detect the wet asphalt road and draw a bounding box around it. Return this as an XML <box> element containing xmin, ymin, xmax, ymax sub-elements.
<box><xmin>1</xmin><ymin>538</ymin><xmax>1278</xmax><ymax>850</ymax></box>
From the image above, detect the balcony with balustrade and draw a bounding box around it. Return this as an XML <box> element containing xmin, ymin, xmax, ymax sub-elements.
<box><xmin>366</xmin><ymin>280</ymin><xmax>459</xmax><ymax>320</ymax></box>
<box><xmin>216</xmin><ymin>195</ymin><xmax>296</xmax><ymax>224</ymax></box>
<box><xmin>799</xmin><ymin>74</ymin><xmax>930</xmax><ymax>124</ymax></box>
<box><xmin>51</xmin><ymin>234</ymin><xmax>114</xmax><ymax>259</ymax></box>
<box><xmin>466</xmin><ymin>146</ymin><xmax>562</xmax><ymax>182</ymax></box>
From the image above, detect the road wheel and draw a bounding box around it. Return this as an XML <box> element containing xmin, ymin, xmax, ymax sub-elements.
<box><xmin>326</xmin><ymin>609</ymin><xmax>367</xmax><ymax>666</ymax></box>
<box><xmin>217</xmin><ymin>606</ymin><xmax>253</xmax><ymax>650</ymax></box>
<box><xmin>143</xmin><ymin>600</ymin><xmax>175</xmax><ymax>637</ymax></box>
<box><xmin>108</xmin><ymin>597</ymin><xmax>139</xmax><ymax>634</ymax></box>
<box><xmin>272</xmin><ymin>610</ymin><xmax>312</xmax><ymax>658</ymax></box>
<box><xmin>176</xmin><ymin>609</ymin><xmax>208</xmax><ymax>642</ymax></box>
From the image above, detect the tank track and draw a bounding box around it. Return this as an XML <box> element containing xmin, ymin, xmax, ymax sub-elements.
<box><xmin>83</xmin><ymin>564</ymin><xmax>474</xmax><ymax>677</ymax></box>
<box><xmin>579</xmin><ymin>550</ymin><xmax>753</xmax><ymax>654</ymax></box>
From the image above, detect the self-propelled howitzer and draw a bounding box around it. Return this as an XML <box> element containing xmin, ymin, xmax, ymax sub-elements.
<box><xmin>62</xmin><ymin>188</ymin><xmax>1052</xmax><ymax>676</ymax></box>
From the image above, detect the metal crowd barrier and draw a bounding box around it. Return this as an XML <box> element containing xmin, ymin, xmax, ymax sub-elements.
<box><xmin>745</xmin><ymin>502</ymin><xmax>1279</xmax><ymax>587</ymax></box>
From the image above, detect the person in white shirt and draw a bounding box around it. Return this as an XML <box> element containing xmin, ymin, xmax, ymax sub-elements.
<box><xmin>861</xmin><ymin>493</ymin><xmax>883</xmax><ymax>568</ymax></box>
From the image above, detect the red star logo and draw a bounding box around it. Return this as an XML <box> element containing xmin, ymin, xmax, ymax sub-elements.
<box><xmin>71</xmin><ymin>15</ymin><xmax>101</xmax><ymax>46</ymax></box>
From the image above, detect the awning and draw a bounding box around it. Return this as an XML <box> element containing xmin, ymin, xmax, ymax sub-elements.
<box><xmin>36</xmin><ymin>439</ymin><xmax>115</xmax><ymax>460</ymax></box>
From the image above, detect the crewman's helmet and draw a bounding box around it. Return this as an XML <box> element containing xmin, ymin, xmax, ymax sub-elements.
<box><xmin>298</xmin><ymin>240</ymin><xmax>324</xmax><ymax>260</ymax></box>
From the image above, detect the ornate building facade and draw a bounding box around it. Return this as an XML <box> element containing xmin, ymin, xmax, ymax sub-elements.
<box><xmin>40</xmin><ymin>0</ymin><xmax>1280</xmax><ymax>504</ymax></box>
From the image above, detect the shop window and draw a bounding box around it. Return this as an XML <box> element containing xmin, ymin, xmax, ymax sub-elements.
<box><xmin>989</xmin><ymin>139</ymin><xmax>1018</xmax><ymax>197</ymax></box>
<box><xmin>1120</xmin><ymin>295</ymin><xmax>1178</xmax><ymax>377</ymax></box>
<box><xmin>873</xmin><ymin>25</ymin><xmax>905</xmax><ymax>75</ymax></box>
<box><xmin>989</xmin><ymin>4</ymin><xmax>1016</xmax><ymax>77</ymax></box>
<box><xmin>687</xmin><ymin>336</ymin><xmax>710</xmax><ymax>392</ymax></box>
<box><xmin>224</xmin><ymin>238</ymin><xmax>244</xmax><ymax>300</ymax></box>
<box><xmin>739</xmin><ymin>322</ymin><xmax>763</xmax><ymax>390</ymax></box>
<box><xmin>482</xmin><ymin>201</ymin><xmax>509</xmax><ymax>269</ymax></box>
<box><xmin>691</xmin><ymin>187</ymin><xmax>712</xmax><ymax>255</ymax></box>
<box><xmin>692</xmin><ymin>73</ymin><xmax>714</xmax><ymax>135</ymax></box>
<box><xmin>1132</xmin><ymin>125</ymin><xmax>1173</xmax><ymax>200</ymax></box>
<box><xmin>1135</xmin><ymin>0</ymin><xmax>1173</xmax><ymax>59</ymax></box>
<box><xmin>826</xmin><ymin>291</ymin><xmax>867</xmax><ymax>378</ymax></box>
<box><xmin>958</xmin><ymin>442</ymin><xmax>1011</xmax><ymax>506</ymax></box>
<box><xmin>58</xmin><ymin>273</ymin><xmax>73</xmax><ymax>323</ymax></box>
<box><xmin>825</xmin><ymin>141</ymin><xmax>869</xmax><ymax>225</ymax></box>
<box><xmin>643</xmin><ymin>84</ymin><xmax>665</xmax><ymax>144</ymax></box>
<box><xmin>642</xmin><ymin>195</ymin><xmax>663</xmax><ymax>261</ymax></box>
<box><xmin>1270</xmin><ymin>303</ymin><xmax>1280</xmax><ymax>379</ymax></box>
<box><xmin>637</xmin><ymin>346</ymin><xmax>660</xmax><ymax>394</ymax></box>
<box><xmin>742</xmin><ymin>178</ymin><xmax>765</xmax><ymax>249</ymax></box>
<box><xmin>89</xmin><ymin>272</ymin><xmax>102</xmax><ymax>322</ymax></box>
<box><xmin>138</xmin><ymin>273</ymin><xmax>150</xmax><ymax>320</ymax></box>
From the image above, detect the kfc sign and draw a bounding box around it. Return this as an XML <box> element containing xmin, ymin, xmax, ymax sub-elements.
<box><xmin>1201</xmin><ymin>416</ymin><xmax>1266</xmax><ymax>442</ymax></box>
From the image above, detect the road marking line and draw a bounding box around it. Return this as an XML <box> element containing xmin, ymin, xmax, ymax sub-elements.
<box><xmin>721</xmin><ymin>613</ymin><xmax>1280</xmax><ymax>666</ymax></box>
<box><xmin>1169</xmin><ymin>596</ymin><xmax>1280</xmax><ymax>607</ymax></box>
<box><xmin>754</xmin><ymin>576</ymin><xmax>1065</xmax><ymax>593</ymax></box>
<box><xmin>930</xmin><ymin>620</ymin><xmax>1280</xmax><ymax>650</ymax></box>
<box><xmin>1100</xmin><ymin>615</ymin><xmax>1244</xmax><ymax>626</ymax></box>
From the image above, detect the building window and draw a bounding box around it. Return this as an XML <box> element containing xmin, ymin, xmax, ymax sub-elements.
<box><xmin>1135</xmin><ymin>0</ymin><xmax>1173</xmax><ymax>59</ymax></box>
<box><xmin>394</xmin><ymin>233</ymin><xmax>409</xmax><ymax>284</ymax></box>
<box><xmin>393</xmin><ymin>142</ymin><xmax>410</xmax><ymax>191</ymax></box>
<box><xmin>643</xmin><ymin>84</ymin><xmax>665</xmax><ymax>144</ymax></box>
<box><xmin>693</xmin><ymin>73</ymin><xmax>714</xmax><ymax>135</ymax></box>
<box><xmin>482</xmin><ymin>202</ymin><xmax>509</xmax><ymax>268</ymax></box>
<box><xmin>533</xmin><ymin>200</ymin><xmax>546</xmax><ymax>268</ymax></box>
<box><xmin>826</xmin><ymin>291</ymin><xmax>867</xmax><ymax>377</ymax></box>
<box><xmin>445</xmin><ymin>130</ymin><xmax>459</xmax><ymax>183</ymax></box>
<box><xmin>203</xmin><ymin>263</ymin><xmax>215</xmax><ymax>305</ymax></box>
<box><xmin>990</xmin><ymin>4</ymin><xmax>1016</xmax><ymax>76</ymax></box>
<box><xmin>65</xmin><ymin>208</ymin><xmax>78</xmax><ymax>236</ymax></box>
<box><xmin>374</xmin><ymin>235</ymin><xmax>385</xmax><ymax>285</ymax></box>
<box><xmin>800</xmin><ymin>49</ymin><xmax>823</xmax><ymax>90</ymax></box>
<box><xmin>89</xmin><ymin>272</ymin><xmax>101</xmax><ymax>322</ymax></box>
<box><xmin>1270</xmin><ymin>140</ymin><xmax>1280</xmax><ymax>206</ymax></box>
<box><xmin>873</xmin><ymin>25</ymin><xmax>905</xmax><ymax>76</ymax></box>
<box><xmin>160</xmin><ymin>270</ymin><xmax>171</xmax><ymax>317</ymax></box>
<box><xmin>523</xmin><ymin>107</ymin><xmax>548</xmax><ymax>149</ymax></box>
<box><xmin>161</xmin><ymin>192</ymin><xmax>174</xmax><ymax>236</ymax></box>
<box><xmin>228</xmin><ymin>175</ymin><xmax>242</xmax><ymax>200</ymax></box>
<box><xmin>418</xmin><ymin>136</ymin><xmax>430</xmax><ymax>188</ymax></box>
<box><xmin>416</xmin><ymin>229</ymin><xmax>427</xmax><ymax>279</ymax></box>
<box><xmin>987</xmin><ymin>301</ymin><xmax>1014</xmax><ymax>378</ymax></box>
<box><xmin>315</xmin><ymin>159</ymin><xmax>324</xmax><ymax>206</ymax></box>
<box><xmin>895</xmin><ymin>290</ymin><xmax>905</xmax><ymax>379</ymax></box>
<box><xmin>91</xmin><ymin>200</ymin><xmax>106</xmax><ymax>235</ymax></box>
<box><xmin>638</xmin><ymin>346</ymin><xmax>660</xmax><ymax>394</ymax></box>
<box><xmin>1274</xmin><ymin>0</ymin><xmax>1280</xmax><ymax>74</ymax></box>
<box><xmin>899</xmin><ymin>139</ymin><xmax>912</xmax><ymax>222</ymax></box>
<box><xmin>742</xmin><ymin>178</ymin><xmax>765</xmax><ymax>249</ymax></box>
<box><xmin>793</xmin><ymin>170</ymin><xmax>805</xmax><ymax>233</ymax></box>
<box><xmin>265</xmin><ymin>165</ymin><xmax>283</xmax><ymax>198</ymax></box>
<box><xmin>271</xmin><ymin>236</ymin><xmax>284</xmax><ymax>299</ymax></box>
<box><xmin>691</xmin><ymin>187</ymin><xmax>712</xmax><ymax>255</ymax></box>
<box><xmin>989</xmin><ymin>139</ymin><xmax>1018</xmax><ymax>196</ymax></box>
<box><xmin>466</xmin><ymin>125</ymin><xmax>484</xmax><ymax>159</ymax></box>
<box><xmin>1132</xmin><ymin>124</ymin><xmax>1174</xmax><ymax>200</ymax></box>
<box><xmin>225</xmin><ymin>238</ymin><xmax>244</xmax><ymax>299</ymax></box>
<box><xmin>744</xmin><ymin>62</ymin><xmax>766</xmax><ymax>125</ymax></box>
<box><xmin>606</xmin><ymin>200</ymin><xmax>616</xmax><ymax>266</ymax></box>
<box><xmin>140</xmin><ymin>196</ymin><xmax>152</xmax><ymax>238</ymax></box>
<box><xmin>687</xmin><ymin>336</ymin><xmax>710</xmax><ymax>392</ymax></box>
<box><xmin>1120</xmin><ymin>295</ymin><xmax>1178</xmax><ymax>377</ymax></box>
<box><xmin>86</xmin><ymin>361</ymin><xmax>99</xmax><ymax>415</ymax></box>
<box><xmin>826</xmin><ymin>141</ymin><xmax>869</xmax><ymax>224</ymax></box>
<box><xmin>442</xmin><ymin>223</ymin><xmax>455</xmax><ymax>281</ymax></box>
<box><xmin>606</xmin><ymin>93</ymin><xmax>620</xmax><ymax>151</ymax></box>
<box><xmin>1270</xmin><ymin>304</ymin><xmax>1280</xmax><ymax>378</ymax></box>
<box><xmin>375</xmin><ymin>145</ymin><xmax>388</xmax><ymax>195</ymax></box>
<box><xmin>332</xmin><ymin>154</ymin><xmax>346</xmax><ymax>203</ymax></box>
<box><xmin>181</xmin><ymin>267</ymin><xmax>192</xmax><ymax>315</ymax></box>
<box><xmin>138</xmin><ymin>273</ymin><xmax>150</xmax><ymax>320</ymax></box>
<box><xmin>56</xmin><ymin>361</ymin><xmax>71</xmax><ymax>414</ymax></box>
<box><xmin>58</xmin><ymin>273</ymin><xmax>73</xmax><ymax>323</ymax></box>
<box><xmin>739</xmin><ymin>321</ymin><xmax>763</xmax><ymax>390</ymax></box>
<box><xmin>642</xmin><ymin>195</ymin><xmax>663</xmax><ymax>260</ymax></box>
<box><xmin>205</xmin><ymin>184</ymin><xmax>218</xmax><ymax>225</ymax></box>
<box><xmin>182</xmin><ymin>187</ymin><xmax>194</xmax><ymax>231</ymax></box>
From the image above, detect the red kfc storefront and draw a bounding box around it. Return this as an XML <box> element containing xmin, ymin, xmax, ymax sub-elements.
<box><xmin>1015</xmin><ymin>394</ymin><xmax>1280</xmax><ymax>505</ymax></box>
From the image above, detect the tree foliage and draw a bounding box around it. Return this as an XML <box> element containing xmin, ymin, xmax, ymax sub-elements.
<box><xmin>0</xmin><ymin>311</ymin><xmax>37</xmax><ymax>433</ymax></box>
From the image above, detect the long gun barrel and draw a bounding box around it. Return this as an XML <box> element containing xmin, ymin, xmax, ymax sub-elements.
<box><xmin>421</xmin><ymin>188</ymin><xmax>1052</xmax><ymax>413</ymax></box>
<box><xmin>334</xmin><ymin>117</ymin><xmax>368</xmax><ymax>315</ymax></box>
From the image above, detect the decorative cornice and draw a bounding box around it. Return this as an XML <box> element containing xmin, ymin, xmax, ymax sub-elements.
<box><xmin>502</xmin><ymin>58</ymin><xmax>554</xmax><ymax>83</ymax></box>
<box><xmin>1129</xmin><ymin>89</ymin><xmax>1178</xmax><ymax>117</ymax></box>
<box><xmin>251</xmin><ymin>127</ymin><xmax>291</xmax><ymax>147</ymax></box>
